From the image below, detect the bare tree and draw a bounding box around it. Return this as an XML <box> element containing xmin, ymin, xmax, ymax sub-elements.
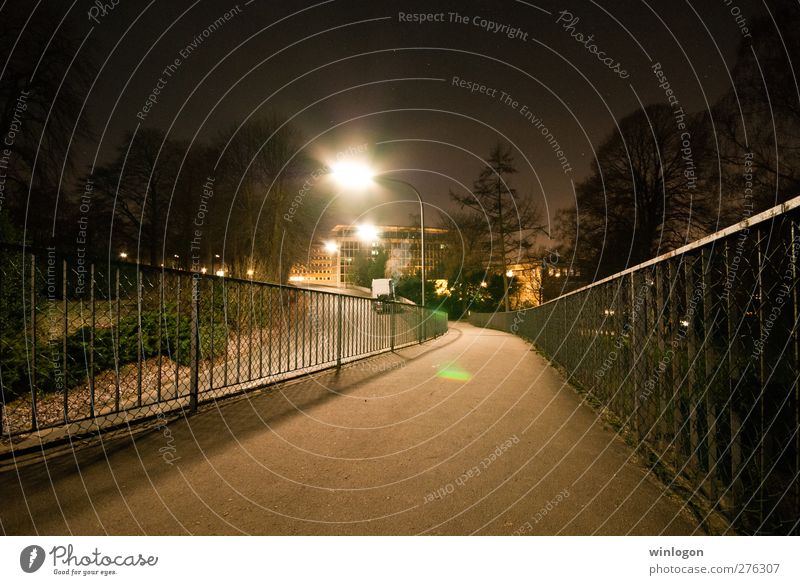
<box><xmin>562</xmin><ymin>104</ymin><xmax>715</xmax><ymax>279</ymax></box>
<box><xmin>214</xmin><ymin>115</ymin><xmax>323</xmax><ymax>281</ymax></box>
<box><xmin>92</xmin><ymin>129</ymin><xmax>186</xmax><ymax>265</ymax></box>
<box><xmin>715</xmin><ymin>7</ymin><xmax>800</xmax><ymax>211</ymax></box>
<box><xmin>0</xmin><ymin>3</ymin><xmax>93</xmax><ymax>244</ymax></box>
<box><xmin>450</xmin><ymin>143</ymin><xmax>543</xmax><ymax>311</ymax></box>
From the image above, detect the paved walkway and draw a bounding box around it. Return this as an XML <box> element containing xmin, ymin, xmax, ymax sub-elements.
<box><xmin>0</xmin><ymin>322</ymin><xmax>700</xmax><ymax>535</ymax></box>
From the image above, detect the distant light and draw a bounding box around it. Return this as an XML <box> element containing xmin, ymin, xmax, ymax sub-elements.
<box><xmin>215</xmin><ymin>270</ymin><xmax>225</xmax><ymax>277</ymax></box>
<box><xmin>323</xmin><ymin>241</ymin><xmax>338</xmax><ymax>254</ymax></box>
<box><xmin>200</xmin><ymin>267</ymin><xmax>207</xmax><ymax>274</ymax></box>
<box><xmin>119</xmin><ymin>252</ymin><xmax>128</xmax><ymax>259</ymax></box>
<box><xmin>603</xmin><ymin>309</ymin><xmax>615</xmax><ymax>316</ymax></box>
<box><xmin>680</xmin><ymin>319</ymin><xmax>690</xmax><ymax>328</ymax></box>
<box><xmin>173</xmin><ymin>254</ymin><xmax>179</xmax><ymax>259</ymax></box>
<box><xmin>246</xmin><ymin>269</ymin><xmax>255</xmax><ymax>277</ymax></box>
<box><xmin>330</xmin><ymin>161</ymin><xmax>374</xmax><ymax>189</ymax></box>
<box><xmin>214</xmin><ymin>254</ymin><xmax>220</xmax><ymax>259</ymax></box>
<box><xmin>480</xmin><ymin>281</ymin><xmax>488</xmax><ymax>288</ymax></box>
<box><xmin>289</xmin><ymin>275</ymin><xmax>305</xmax><ymax>282</ymax></box>
<box><xmin>356</xmin><ymin>223</ymin><xmax>378</xmax><ymax>242</ymax></box>
<box><xmin>506</xmin><ymin>270</ymin><xmax>514</xmax><ymax>277</ymax></box>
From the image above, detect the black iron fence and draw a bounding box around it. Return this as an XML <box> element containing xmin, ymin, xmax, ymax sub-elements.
<box><xmin>470</xmin><ymin>197</ymin><xmax>800</xmax><ymax>535</ymax></box>
<box><xmin>0</xmin><ymin>245</ymin><xmax>447</xmax><ymax>443</ymax></box>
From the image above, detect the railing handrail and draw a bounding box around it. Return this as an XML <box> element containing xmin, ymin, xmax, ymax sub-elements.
<box><xmin>0</xmin><ymin>242</ymin><xmax>434</xmax><ymax>306</ymax></box>
<box><xmin>535</xmin><ymin>194</ymin><xmax>800</xmax><ymax>308</ymax></box>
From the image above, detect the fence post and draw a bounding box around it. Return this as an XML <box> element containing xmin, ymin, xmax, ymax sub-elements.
<box><xmin>89</xmin><ymin>263</ymin><xmax>95</xmax><ymax>418</ymax></box>
<box><xmin>30</xmin><ymin>253</ymin><xmax>38</xmax><ymax>431</ymax></box>
<box><xmin>189</xmin><ymin>275</ymin><xmax>200</xmax><ymax>413</ymax></box>
<box><xmin>725</xmin><ymin>240</ymin><xmax>743</xmax><ymax>510</ymax></box>
<box><xmin>136</xmin><ymin>269</ymin><xmax>143</xmax><ymax>408</ymax></box>
<box><xmin>390</xmin><ymin>302</ymin><xmax>396</xmax><ymax>351</ymax></box>
<box><xmin>630</xmin><ymin>273</ymin><xmax>640</xmax><ymax>442</ymax></box>
<box><xmin>336</xmin><ymin>294</ymin><xmax>343</xmax><ymax>367</ymax></box>
<box><xmin>684</xmin><ymin>254</ymin><xmax>700</xmax><ymax>474</ymax></box>
<box><xmin>702</xmin><ymin>247</ymin><xmax>719</xmax><ymax>498</ymax></box>
<box><xmin>63</xmin><ymin>258</ymin><xmax>69</xmax><ymax>423</ymax></box>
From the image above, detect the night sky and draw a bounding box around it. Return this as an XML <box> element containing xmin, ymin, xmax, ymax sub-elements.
<box><xmin>44</xmin><ymin>0</ymin><xmax>767</xmax><ymax>233</ymax></box>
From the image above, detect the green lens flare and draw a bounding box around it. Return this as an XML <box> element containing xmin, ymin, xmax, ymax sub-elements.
<box><xmin>437</xmin><ymin>364</ymin><xmax>472</xmax><ymax>381</ymax></box>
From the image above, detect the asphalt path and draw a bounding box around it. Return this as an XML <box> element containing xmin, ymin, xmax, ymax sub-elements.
<box><xmin>0</xmin><ymin>322</ymin><xmax>700</xmax><ymax>535</ymax></box>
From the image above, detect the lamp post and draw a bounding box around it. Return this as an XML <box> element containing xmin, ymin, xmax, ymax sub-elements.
<box><xmin>330</xmin><ymin>162</ymin><xmax>426</xmax><ymax>308</ymax></box>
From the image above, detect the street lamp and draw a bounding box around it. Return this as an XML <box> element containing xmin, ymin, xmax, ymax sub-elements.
<box><xmin>330</xmin><ymin>163</ymin><xmax>427</xmax><ymax>307</ymax></box>
<box><xmin>356</xmin><ymin>223</ymin><xmax>379</xmax><ymax>242</ymax></box>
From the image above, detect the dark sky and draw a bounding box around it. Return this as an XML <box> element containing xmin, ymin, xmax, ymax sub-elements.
<box><xmin>61</xmin><ymin>0</ymin><xmax>765</xmax><ymax>232</ymax></box>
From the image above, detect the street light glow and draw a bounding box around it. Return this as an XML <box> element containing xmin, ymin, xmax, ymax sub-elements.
<box><xmin>323</xmin><ymin>241</ymin><xmax>338</xmax><ymax>253</ymax></box>
<box><xmin>330</xmin><ymin>161</ymin><xmax>374</xmax><ymax>189</ymax></box>
<box><xmin>506</xmin><ymin>270</ymin><xmax>514</xmax><ymax>277</ymax></box>
<box><xmin>356</xmin><ymin>223</ymin><xmax>378</xmax><ymax>242</ymax></box>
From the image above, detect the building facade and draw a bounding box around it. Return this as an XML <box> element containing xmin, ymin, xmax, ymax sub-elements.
<box><xmin>288</xmin><ymin>224</ymin><xmax>449</xmax><ymax>288</ymax></box>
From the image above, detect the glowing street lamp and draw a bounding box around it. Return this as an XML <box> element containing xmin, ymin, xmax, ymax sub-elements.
<box><xmin>329</xmin><ymin>161</ymin><xmax>374</xmax><ymax>189</ymax></box>
<box><xmin>323</xmin><ymin>241</ymin><xmax>338</xmax><ymax>254</ymax></box>
<box><xmin>330</xmin><ymin>162</ymin><xmax>428</xmax><ymax>307</ymax></box>
<box><xmin>356</xmin><ymin>223</ymin><xmax>379</xmax><ymax>242</ymax></box>
<box><xmin>119</xmin><ymin>252</ymin><xmax>128</xmax><ymax>260</ymax></box>
<box><xmin>506</xmin><ymin>270</ymin><xmax>514</xmax><ymax>278</ymax></box>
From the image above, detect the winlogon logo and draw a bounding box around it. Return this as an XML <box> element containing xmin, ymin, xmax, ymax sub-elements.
<box><xmin>20</xmin><ymin>545</ymin><xmax>46</xmax><ymax>573</ymax></box>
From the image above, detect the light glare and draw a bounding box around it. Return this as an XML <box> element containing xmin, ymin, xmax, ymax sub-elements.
<box><xmin>356</xmin><ymin>224</ymin><xmax>378</xmax><ymax>242</ymax></box>
<box><xmin>330</xmin><ymin>161</ymin><xmax>374</xmax><ymax>189</ymax></box>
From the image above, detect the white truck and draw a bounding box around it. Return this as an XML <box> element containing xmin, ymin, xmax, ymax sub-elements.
<box><xmin>371</xmin><ymin>278</ymin><xmax>395</xmax><ymax>313</ymax></box>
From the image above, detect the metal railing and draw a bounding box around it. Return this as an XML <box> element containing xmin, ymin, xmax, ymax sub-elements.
<box><xmin>470</xmin><ymin>197</ymin><xmax>800</xmax><ymax>535</ymax></box>
<box><xmin>0</xmin><ymin>245</ymin><xmax>448</xmax><ymax>444</ymax></box>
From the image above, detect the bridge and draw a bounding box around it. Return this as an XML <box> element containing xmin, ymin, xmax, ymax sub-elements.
<box><xmin>1</xmin><ymin>197</ymin><xmax>799</xmax><ymax>535</ymax></box>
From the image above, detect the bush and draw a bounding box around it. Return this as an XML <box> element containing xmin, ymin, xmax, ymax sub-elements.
<box><xmin>1</xmin><ymin>307</ymin><xmax>229</xmax><ymax>402</ymax></box>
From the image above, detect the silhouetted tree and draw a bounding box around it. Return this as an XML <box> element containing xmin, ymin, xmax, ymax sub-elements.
<box><xmin>558</xmin><ymin>104</ymin><xmax>714</xmax><ymax>279</ymax></box>
<box><xmin>450</xmin><ymin>143</ymin><xmax>542</xmax><ymax>310</ymax></box>
<box><xmin>0</xmin><ymin>4</ymin><xmax>93</xmax><ymax>244</ymax></box>
<box><xmin>715</xmin><ymin>6</ymin><xmax>800</xmax><ymax>211</ymax></box>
